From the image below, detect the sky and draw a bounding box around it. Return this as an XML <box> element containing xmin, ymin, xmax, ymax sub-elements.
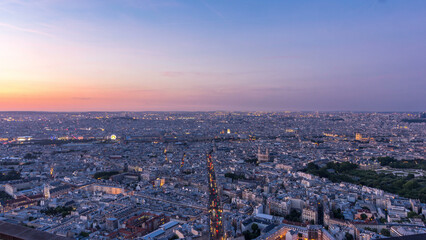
<box><xmin>0</xmin><ymin>0</ymin><xmax>425</xmax><ymax>112</ymax></box>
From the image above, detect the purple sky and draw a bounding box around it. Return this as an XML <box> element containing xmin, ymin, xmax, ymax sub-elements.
<box><xmin>0</xmin><ymin>0</ymin><xmax>425</xmax><ymax>111</ymax></box>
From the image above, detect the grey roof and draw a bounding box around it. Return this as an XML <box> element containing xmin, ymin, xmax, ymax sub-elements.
<box><xmin>385</xmin><ymin>234</ymin><xmax>426</xmax><ymax>240</ymax></box>
<box><xmin>50</xmin><ymin>185</ymin><xmax>72</xmax><ymax>194</ymax></box>
<box><xmin>0</xmin><ymin>221</ymin><xmax>72</xmax><ymax>240</ymax></box>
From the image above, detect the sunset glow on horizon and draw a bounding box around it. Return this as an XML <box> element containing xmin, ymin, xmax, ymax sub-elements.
<box><xmin>1</xmin><ymin>0</ymin><xmax>425</xmax><ymax>112</ymax></box>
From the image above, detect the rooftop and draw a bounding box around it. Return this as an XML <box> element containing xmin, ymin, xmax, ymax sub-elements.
<box><xmin>0</xmin><ymin>221</ymin><xmax>72</xmax><ymax>240</ymax></box>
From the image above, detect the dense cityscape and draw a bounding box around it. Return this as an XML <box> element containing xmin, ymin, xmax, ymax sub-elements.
<box><xmin>0</xmin><ymin>111</ymin><xmax>425</xmax><ymax>240</ymax></box>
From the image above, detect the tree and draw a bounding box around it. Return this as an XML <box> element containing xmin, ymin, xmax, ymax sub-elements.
<box><xmin>79</xmin><ymin>232</ymin><xmax>90</xmax><ymax>238</ymax></box>
<box><xmin>243</xmin><ymin>223</ymin><xmax>261</xmax><ymax>240</ymax></box>
<box><xmin>0</xmin><ymin>170</ymin><xmax>21</xmax><ymax>181</ymax></box>
<box><xmin>344</xmin><ymin>233</ymin><xmax>354</xmax><ymax>240</ymax></box>
<box><xmin>245</xmin><ymin>158</ymin><xmax>258</xmax><ymax>165</ymax></box>
<box><xmin>408</xmin><ymin>211</ymin><xmax>418</xmax><ymax>218</ymax></box>
<box><xmin>332</xmin><ymin>208</ymin><xmax>344</xmax><ymax>219</ymax></box>
<box><xmin>381</xmin><ymin>228</ymin><xmax>391</xmax><ymax>237</ymax></box>
<box><xmin>406</xmin><ymin>174</ymin><xmax>415</xmax><ymax>180</ymax></box>
<box><xmin>169</xmin><ymin>234</ymin><xmax>179</xmax><ymax>240</ymax></box>
<box><xmin>305</xmin><ymin>160</ymin><xmax>426</xmax><ymax>203</ymax></box>
<box><xmin>286</xmin><ymin>209</ymin><xmax>302</xmax><ymax>222</ymax></box>
<box><xmin>306</xmin><ymin>162</ymin><xmax>319</xmax><ymax>171</ymax></box>
<box><xmin>251</xmin><ymin>223</ymin><xmax>259</xmax><ymax>232</ymax></box>
<box><xmin>225</xmin><ymin>172</ymin><xmax>246</xmax><ymax>180</ymax></box>
<box><xmin>93</xmin><ymin>171</ymin><xmax>119</xmax><ymax>180</ymax></box>
<box><xmin>403</xmin><ymin>180</ymin><xmax>419</xmax><ymax>189</ymax></box>
<box><xmin>24</xmin><ymin>153</ymin><xmax>37</xmax><ymax>159</ymax></box>
<box><xmin>365</xmin><ymin>227</ymin><xmax>378</xmax><ymax>233</ymax></box>
<box><xmin>243</xmin><ymin>230</ymin><xmax>250</xmax><ymax>240</ymax></box>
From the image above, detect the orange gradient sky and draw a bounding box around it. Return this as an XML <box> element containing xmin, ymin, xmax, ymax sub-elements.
<box><xmin>1</xmin><ymin>0</ymin><xmax>425</xmax><ymax>111</ymax></box>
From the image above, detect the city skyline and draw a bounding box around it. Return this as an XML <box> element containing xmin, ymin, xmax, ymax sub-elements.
<box><xmin>0</xmin><ymin>111</ymin><xmax>424</xmax><ymax>239</ymax></box>
<box><xmin>1</xmin><ymin>0</ymin><xmax>425</xmax><ymax>112</ymax></box>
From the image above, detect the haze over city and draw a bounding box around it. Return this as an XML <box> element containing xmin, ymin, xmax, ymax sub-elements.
<box><xmin>1</xmin><ymin>0</ymin><xmax>425</xmax><ymax>112</ymax></box>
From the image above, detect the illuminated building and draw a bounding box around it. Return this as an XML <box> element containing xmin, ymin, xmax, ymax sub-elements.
<box><xmin>267</xmin><ymin>197</ymin><xmax>289</xmax><ymax>216</ymax></box>
<box><xmin>85</xmin><ymin>184</ymin><xmax>124</xmax><ymax>195</ymax></box>
<box><xmin>302</xmin><ymin>207</ymin><xmax>318</xmax><ymax>224</ymax></box>
<box><xmin>256</xmin><ymin>224</ymin><xmax>336</xmax><ymax>240</ymax></box>
<box><xmin>355</xmin><ymin>133</ymin><xmax>369</xmax><ymax>142</ymax></box>
<box><xmin>109</xmin><ymin>213</ymin><xmax>169</xmax><ymax>239</ymax></box>
<box><xmin>2</xmin><ymin>194</ymin><xmax>43</xmax><ymax>212</ymax></box>
<box><xmin>48</xmin><ymin>185</ymin><xmax>72</xmax><ymax>198</ymax></box>
<box><xmin>16</xmin><ymin>136</ymin><xmax>32</xmax><ymax>142</ymax></box>
<box><xmin>44</xmin><ymin>184</ymin><xmax>51</xmax><ymax>199</ymax></box>
<box><xmin>5</xmin><ymin>182</ymin><xmax>32</xmax><ymax>198</ymax></box>
<box><xmin>154</xmin><ymin>178</ymin><xmax>165</xmax><ymax>187</ymax></box>
<box><xmin>257</xmin><ymin>148</ymin><xmax>270</xmax><ymax>162</ymax></box>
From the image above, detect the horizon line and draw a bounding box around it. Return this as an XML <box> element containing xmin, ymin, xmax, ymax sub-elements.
<box><xmin>0</xmin><ymin>110</ymin><xmax>424</xmax><ymax>113</ymax></box>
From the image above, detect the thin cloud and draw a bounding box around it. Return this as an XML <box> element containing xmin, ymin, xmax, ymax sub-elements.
<box><xmin>201</xmin><ymin>1</ymin><xmax>224</xmax><ymax>19</ymax></box>
<box><xmin>72</xmin><ymin>97</ymin><xmax>92</xmax><ymax>101</ymax></box>
<box><xmin>161</xmin><ymin>70</ymin><xmax>269</xmax><ymax>78</ymax></box>
<box><xmin>0</xmin><ymin>6</ymin><xmax>14</xmax><ymax>14</ymax></box>
<box><xmin>162</xmin><ymin>71</ymin><xmax>215</xmax><ymax>77</ymax></box>
<box><xmin>122</xmin><ymin>0</ymin><xmax>180</xmax><ymax>9</ymax></box>
<box><xmin>263</xmin><ymin>55</ymin><xmax>301</xmax><ymax>60</ymax></box>
<box><xmin>0</xmin><ymin>22</ymin><xmax>53</xmax><ymax>37</ymax></box>
<box><xmin>250</xmin><ymin>86</ymin><xmax>305</xmax><ymax>92</ymax></box>
<box><xmin>126</xmin><ymin>89</ymin><xmax>160</xmax><ymax>93</ymax></box>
